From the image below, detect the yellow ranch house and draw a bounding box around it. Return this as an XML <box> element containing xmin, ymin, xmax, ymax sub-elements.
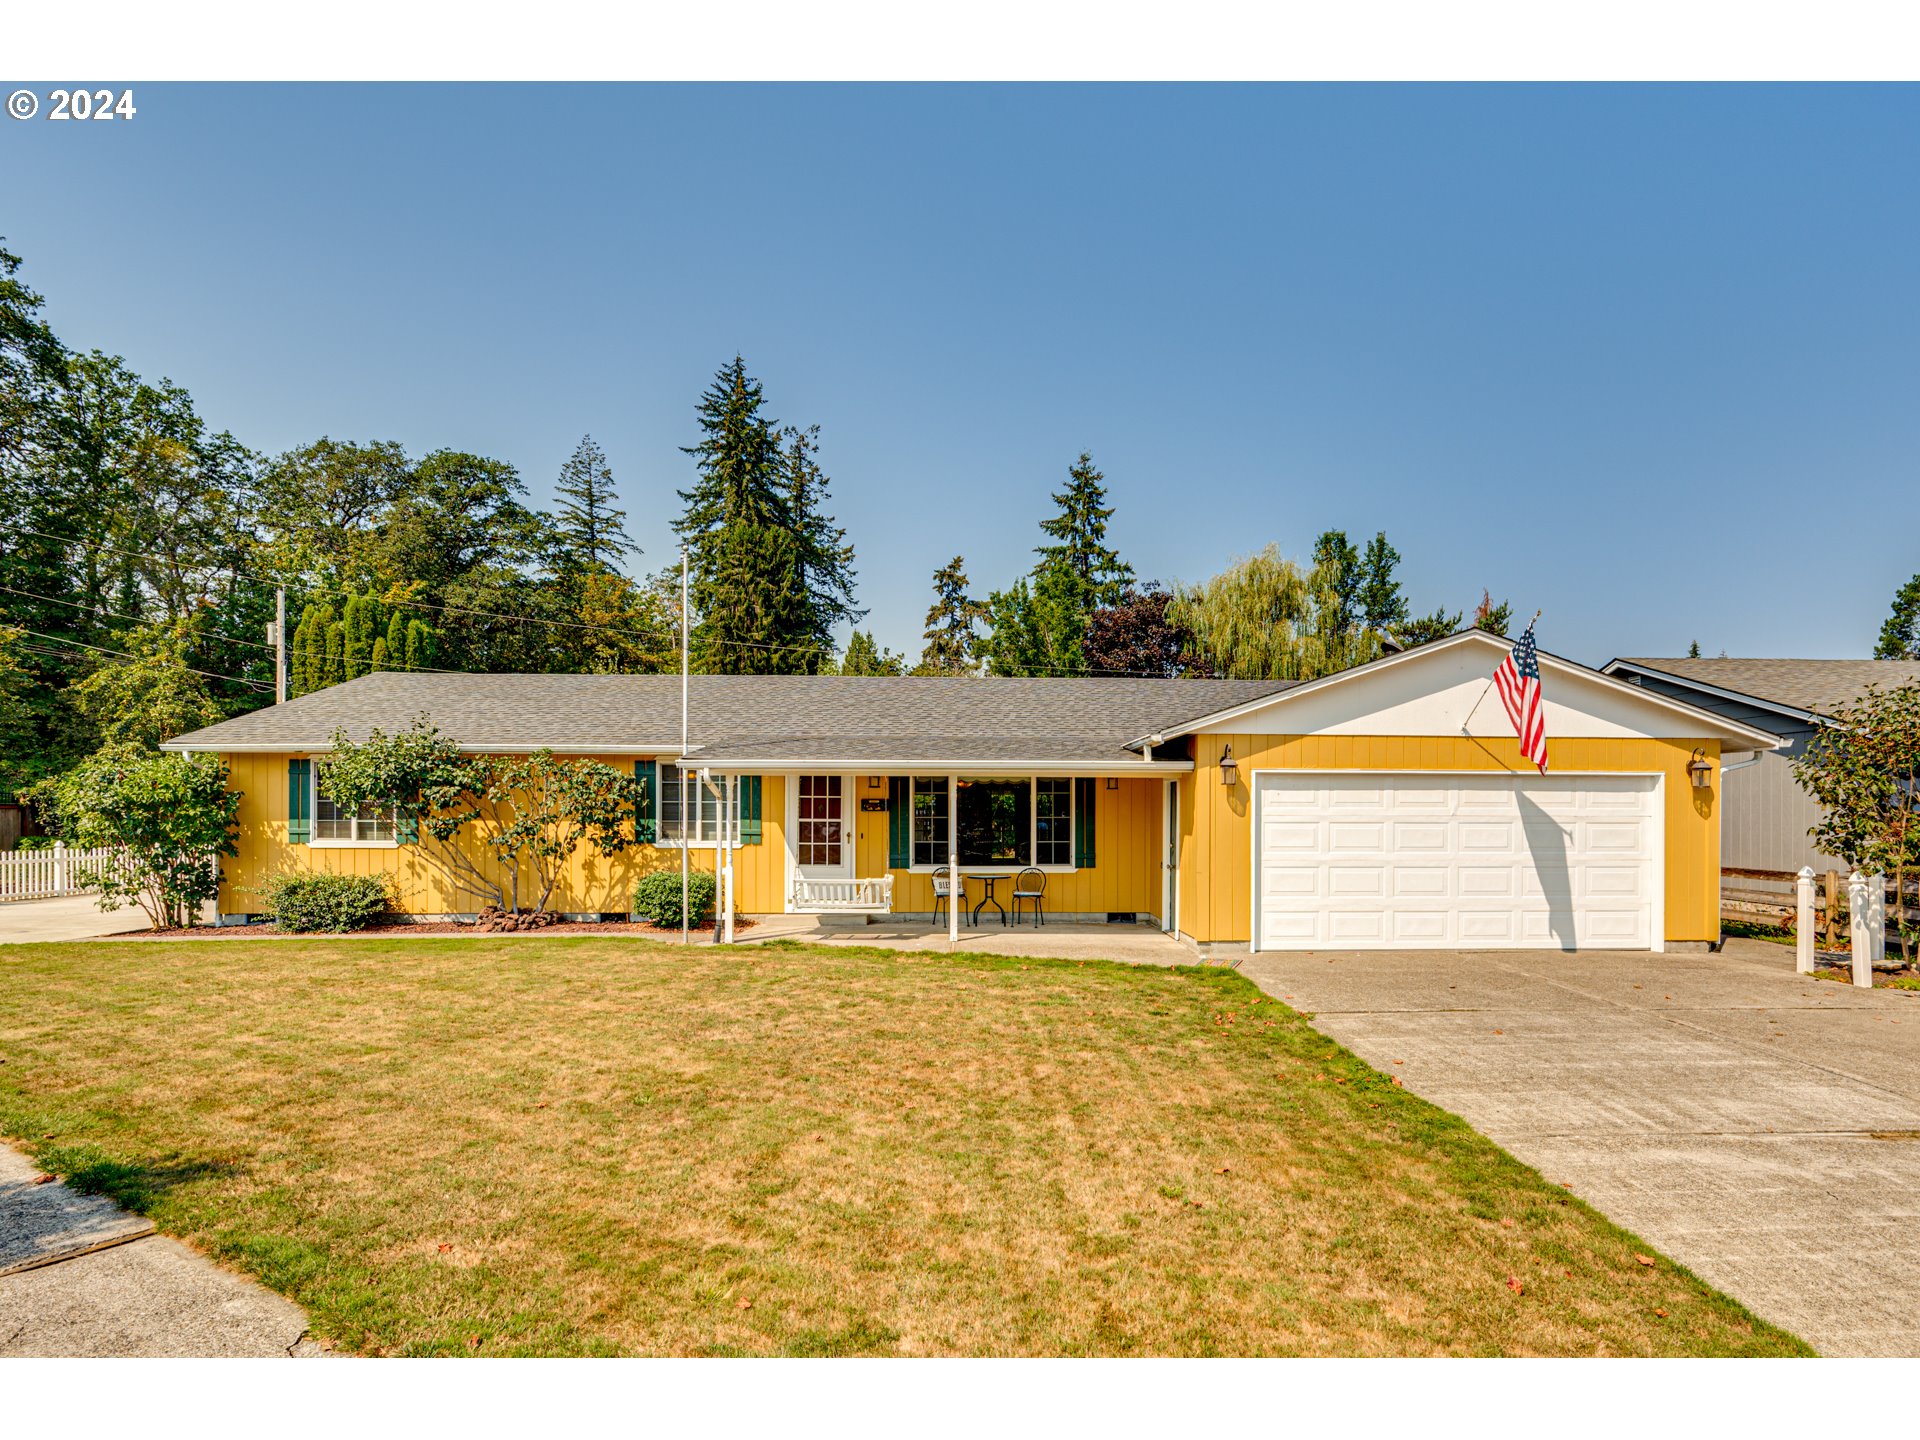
<box><xmin>163</xmin><ymin>631</ymin><xmax>1779</xmax><ymax>954</ymax></box>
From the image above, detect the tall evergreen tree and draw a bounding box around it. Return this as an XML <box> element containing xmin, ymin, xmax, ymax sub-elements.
<box><xmin>782</xmin><ymin>423</ymin><xmax>863</xmax><ymax>662</ymax></box>
<box><xmin>1876</xmin><ymin>574</ymin><xmax>1920</xmax><ymax>659</ymax></box>
<box><xmin>834</xmin><ymin>630</ymin><xmax>905</xmax><ymax>676</ymax></box>
<box><xmin>673</xmin><ymin>358</ymin><xmax>830</xmax><ymax>675</ymax></box>
<box><xmin>917</xmin><ymin>556</ymin><xmax>987</xmax><ymax>675</ymax></box>
<box><xmin>1312</xmin><ymin>529</ymin><xmax>1363</xmax><ymax>632</ymax></box>
<box><xmin>552</xmin><ymin>433</ymin><xmax>634</xmax><ymax>573</ymax></box>
<box><xmin>1036</xmin><ymin>451</ymin><xmax>1133</xmax><ymax>606</ymax></box>
<box><xmin>1357</xmin><ymin>531</ymin><xmax>1409</xmax><ymax>634</ymax></box>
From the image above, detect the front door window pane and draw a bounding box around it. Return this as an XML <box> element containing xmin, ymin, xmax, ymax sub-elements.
<box><xmin>799</xmin><ymin>775</ymin><xmax>842</xmax><ymax>868</ymax></box>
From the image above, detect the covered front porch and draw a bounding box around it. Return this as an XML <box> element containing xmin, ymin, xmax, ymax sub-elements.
<box><xmin>683</xmin><ymin>756</ymin><xmax>1190</xmax><ymax>948</ymax></box>
<box><xmin>761</xmin><ymin>765</ymin><xmax>1187</xmax><ymax>939</ymax></box>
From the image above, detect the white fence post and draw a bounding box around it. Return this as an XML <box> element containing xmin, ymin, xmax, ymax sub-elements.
<box><xmin>1866</xmin><ymin>873</ymin><xmax>1886</xmax><ymax>966</ymax></box>
<box><xmin>1796</xmin><ymin>866</ymin><xmax>1816</xmax><ymax>975</ymax></box>
<box><xmin>52</xmin><ymin>840</ymin><xmax>67</xmax><ymax>895</ymax></box>
<box><xmin>1849</xmin><ymin>871</ymin><xmax>1873</xmax><ymax>989</ymax></box>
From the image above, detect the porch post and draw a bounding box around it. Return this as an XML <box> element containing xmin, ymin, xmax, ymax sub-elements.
<box><xmin>948</xmin><ymin>772</ymin><xmax>959</xmax><ymax>944</ymax></box>
<box><xmin>723</xmin><ymin>773</ymin><xmax>736</xmax><ymax>945</ymax></box>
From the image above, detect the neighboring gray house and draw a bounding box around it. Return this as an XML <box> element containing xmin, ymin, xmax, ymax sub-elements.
<box><xmin>1601</xmin><ymin>657</ymin><xmax>1920</xmax><ymax>873</ymax></box>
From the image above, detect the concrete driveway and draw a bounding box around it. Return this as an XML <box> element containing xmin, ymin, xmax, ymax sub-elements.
<box><xmin>0</xmin><ymin>895</ymin><xmax>151</xmax><ymax>943</ymax></box>
<box><xmin>1241</xmin><ymin>939</ymin><xmax>1920</xmax><ymax>1357</ymax></box>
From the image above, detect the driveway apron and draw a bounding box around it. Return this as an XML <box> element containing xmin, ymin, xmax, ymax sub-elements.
<box><xmin>1240</xmin><ymin>940</ymin><xmax>1920</xmax><ymax>1357</ymax></box>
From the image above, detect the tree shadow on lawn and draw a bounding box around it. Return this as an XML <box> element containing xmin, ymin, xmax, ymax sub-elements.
<box><xmin>28</xmin><ymin>1143</ymin><xmax>231</xmax><ymax>1215</ymax></box>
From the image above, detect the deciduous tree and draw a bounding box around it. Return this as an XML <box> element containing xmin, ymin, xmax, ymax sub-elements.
<box><xmin>1795</xmin><ymin>682</ymin><xmax>1920</xmax><ymax>960</ymax></box>
<box><xmin>32</xmin><ymin>745</ymin><xmax>239</xmax><ymax>929</ymax></box>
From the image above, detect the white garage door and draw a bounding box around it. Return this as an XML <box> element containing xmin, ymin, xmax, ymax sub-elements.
<box><xmin>1255</xmin><ymin>772</ymin><xmax>1659</xmax><ymax>951</ymax></box>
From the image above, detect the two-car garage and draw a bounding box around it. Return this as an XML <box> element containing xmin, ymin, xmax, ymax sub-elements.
<box><xmin>1165</xmin><ymin>631</ymin><xmax>1782</xmax><ymax>953</ymax></box>
<box><xmin>1254</xmin><ymin>771</ymin><xmax>1661</xmax><ymax>952</ymax></box>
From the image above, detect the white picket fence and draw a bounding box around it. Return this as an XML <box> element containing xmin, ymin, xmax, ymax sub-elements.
<box><xmin>0</xmin><ymin>843</ymin><xmax>130</xmax><ymax>901</ymax></box>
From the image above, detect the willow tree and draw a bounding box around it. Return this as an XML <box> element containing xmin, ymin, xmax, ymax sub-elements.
<box><xmin>1168</xmin><ymin>545</ymin><xmax>1380</xmax><ymax>681</ymax></box>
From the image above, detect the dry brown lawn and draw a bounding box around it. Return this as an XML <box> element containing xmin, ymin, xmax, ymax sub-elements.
<box><xmin>0</xmin><ymin>937</ymin><xmax>1806</xmax><ymax>1356</ymax></box>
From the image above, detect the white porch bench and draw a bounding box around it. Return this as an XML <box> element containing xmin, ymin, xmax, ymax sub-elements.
<box><xmin>791</xmin><ymin>875</ymin><xmax>894</xmax><ymax>915</ymax></box>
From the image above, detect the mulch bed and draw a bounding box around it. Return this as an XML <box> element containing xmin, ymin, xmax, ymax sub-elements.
<box><xmin>116</xmin><ymin>916</ymin><xmax>754</xmax><ymax>941</ymax></box>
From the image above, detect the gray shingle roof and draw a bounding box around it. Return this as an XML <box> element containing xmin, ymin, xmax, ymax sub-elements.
<box><xmin>161</xmin><ymin>672</ymin><xmax>1298</xmax><ymax>766</ymax></box>
<box><xmin>1612</xmin><ymin>658</ymin><xmax>1920</xmax><ymax>717</ymax></box>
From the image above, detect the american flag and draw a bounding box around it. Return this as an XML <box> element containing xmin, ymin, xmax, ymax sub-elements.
<box><xmin>1494</xmin><ymin>623</ymin><xmax>1549</xmax><ymax>772</ymax></box>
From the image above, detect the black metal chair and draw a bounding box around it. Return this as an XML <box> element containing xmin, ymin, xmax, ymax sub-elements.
<box><xmin>1011</xmin><ymin>866</ymin><xmax>1047</xmax><ymax>926</ymax></box>
<box><xmin>931</xmin><ymin>865</ymin><xmax>968</xmax><ymax>927</ymax></box>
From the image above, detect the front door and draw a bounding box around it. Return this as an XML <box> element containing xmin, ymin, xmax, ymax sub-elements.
<box><xmin>796</xmin><ymin>774</ymin><xmax>852</xmax><ymax>882</ymax></box>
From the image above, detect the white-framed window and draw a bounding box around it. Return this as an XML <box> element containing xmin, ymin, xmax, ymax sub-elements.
<box><xmin>908</xmin><ymin>776</ymin><xmax>1076</xmax><ymax>871</ymax></box>
<box><xmin>911</xmin><ymin>776</ymin><xmax>948</xmax><ymax>867</ymax></box>
<box><xmin>314</xmin><ymin>786</ymin><xmax>399</xmax><ymax>845</ymax></box>
<box><xmin>657</xmin><ymin>762</ymin><xmax>738</xmax><ymax>846</ymax></box>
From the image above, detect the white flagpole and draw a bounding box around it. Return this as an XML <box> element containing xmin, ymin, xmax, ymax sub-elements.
<box><xmin>681</xmin><ymin>545</ymin><xmax>690</xmax><ymax>949</ymax></box>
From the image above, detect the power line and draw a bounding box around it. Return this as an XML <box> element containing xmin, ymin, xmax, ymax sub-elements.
<box><xmin>0</xmin><ymin>583</ymin><xmax>278</xmax><ymax>652</ymax></box>
<box><xmin>13</xmin><ymin>629</ymin><xmax>274</xmax><ymax>692</ymax></box>
<box><xmin>0</xmin><ymin>579</ymin><xmax>476</xmax><ymax>683</ymax></box>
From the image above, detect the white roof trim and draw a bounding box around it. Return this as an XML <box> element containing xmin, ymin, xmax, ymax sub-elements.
<box><xmin>1136</xmin><ymin>630</ymin><xmax>1782</xmax><ymax>754</ymax></box>
<box><xmin>1598</xmin><ymin>660</ymin><xmax>1836</xmax><ymax>728</ymax></box>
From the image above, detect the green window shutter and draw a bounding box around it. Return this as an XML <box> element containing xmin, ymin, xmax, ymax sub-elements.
<box><xmin>1073</xmin><ymin>777</ymin><xmax>1096</xmax><ymax>869</ymax></box>
<box><xmin>634</xmin><ymin>759</ymin><xmax>656</xmax><ymax>843</ymax></box>
<box><xmin>397</xmin><ymin>812</ymin><xmax>419</xmax><ymax>845</ymax></box>
<box><xmin>887</xmin><ymin>777</ymin><xmax>911</xmax><ymax>868</ymax></box>
<box><xmin>738</xmin><ymin>775</ymin><xmax>762</xmax><ymax>845</ymax></box>
<box><xmin>288</xmin><ymin>758</ymin><xmax>311</xmax><ymax>845</ymax></box>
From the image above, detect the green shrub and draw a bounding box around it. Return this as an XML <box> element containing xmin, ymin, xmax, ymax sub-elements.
<box><xmin>632</xmin><ymin>870</ymin><xmax>717</xmax><ymax>926</ymax></box>
<box><xmin>259</xmin><ymin>871</ymin><xmax>396</xmax><ymax>933</ymax></box>
<box><xmin>14</xmin><ymin>836</ymin><xmax>53</xmax><ymax>852</ymax></box>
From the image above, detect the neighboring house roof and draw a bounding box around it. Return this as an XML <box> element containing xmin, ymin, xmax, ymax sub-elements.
<box><xmin>160</xmin><ymin>672</ymin><xmax>1299</xmax><ymax>769</ymax></box>
<box><xmin>1603</xmin><ymin>657</ymin><xmax>1920</xmax><ymax>722</ymax></box>
<box><xmin>1133</xmin><ymin>630</ymin><xmax>1783</xmax><ymax>754</ymax></box>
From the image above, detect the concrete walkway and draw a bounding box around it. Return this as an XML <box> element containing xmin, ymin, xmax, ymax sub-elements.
<box><xmin>740</xmin><ymin>915</ymin><xmax>1203</xmax><ymax>964</ymax></box>
<box><xmin>0</xmin><ymin>1143</ymin><xmax>318</xmax><ymax>1356</ymax></box>
<box><xmin>1241</xmin><ymin>939</ymin><xmax>1920</xmax><ymax>1357</ymax></box>
<box><xmin>0</xmin><ymin>894</ymin><xmax>151</xmax><ymax>944</ymax></box>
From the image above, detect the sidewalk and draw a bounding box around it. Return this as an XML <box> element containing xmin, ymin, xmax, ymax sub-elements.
<box><xmin>0</xmin><ymin>1143</ymin><xmax>319</xmax><ymax>1357</ymax></box>
<box><xmin>0</xmin><ymin>894</ymin><xmax>151</xmax><ymax>944</ymax></box>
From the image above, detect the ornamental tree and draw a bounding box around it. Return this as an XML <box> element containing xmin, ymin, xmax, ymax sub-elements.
<box><xmin>31</xmin><ymin>745</ymin><xmax>239</xmax><ymax>929</ymax></box>
<box><xmin>321</xmin><ymin>722</ymin><xmax>642</xmax><ymax>916</ymax></box>
<box><xmin>1794</xmin><ymin>682</ymin><xmax>1920</xmax><ymax>961</ymax></box>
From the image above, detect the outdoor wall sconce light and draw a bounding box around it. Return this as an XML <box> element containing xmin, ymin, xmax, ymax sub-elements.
<box><xmin>868</xmin><ymin>776</ymin><xmax>883</xmax><ymax>789</ymax></box>
<box><xmin>1106</xmin><ymin>776</ymin><xmax>1118</xmax><ymax>790</ymax></box>
<box><xmin>1219</xmin><ymin>743</ymin><xmax>1238</xmax><ymax>788</ymax></box>
<box><xmin>1687</xmin><ymin>750</ymin><xmax>1713</xmax><ymax>789</ymax></box>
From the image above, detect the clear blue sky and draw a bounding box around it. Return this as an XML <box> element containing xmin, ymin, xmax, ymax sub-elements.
<box><xmin>6</xmin><ymin>83</ymin><xmax>1916</xmax><ymax>665</ymax></box>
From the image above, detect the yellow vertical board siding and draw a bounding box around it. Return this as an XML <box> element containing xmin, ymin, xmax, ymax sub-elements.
<box><xmin>1180</xmin><ymin>734</ymin><xmax>1721</xmax><ymax>947</ymax></box>
<box><xmin>849</xmin><ymin>775</ymin><xmax>1162</xmax><ymax>918</ymax></box>
<box><xmin>216</xmin><ymin>754</ymin><xmax>785</xmax><ymax>915</ymax></box>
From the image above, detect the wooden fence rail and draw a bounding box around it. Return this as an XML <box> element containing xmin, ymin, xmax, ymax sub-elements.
<box><xmin>1722</xmin><ymin>866</ymin><xmax>1918</xmax><ymax>944</ymax></box>
<box><xmin>0</xmin><ymin>843</ymin><xmax>131</xmax><ymax>902</ymax></box>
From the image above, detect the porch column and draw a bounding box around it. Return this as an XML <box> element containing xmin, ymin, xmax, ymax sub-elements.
<box><xmin>723</xmin><ymin>773</ymin><xmax>736</xmax><ymax>945</ymax></box>
<box><xmin>948</xmin><ymin>772</ymin><xmax>959</xmax><ymax>944</ymax></box>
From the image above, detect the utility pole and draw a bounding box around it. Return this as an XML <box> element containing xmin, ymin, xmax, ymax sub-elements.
<box><xmin>269</xmin><ymin>587</ymin><xmax>287</xmax><ymax>704</ymax></box>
